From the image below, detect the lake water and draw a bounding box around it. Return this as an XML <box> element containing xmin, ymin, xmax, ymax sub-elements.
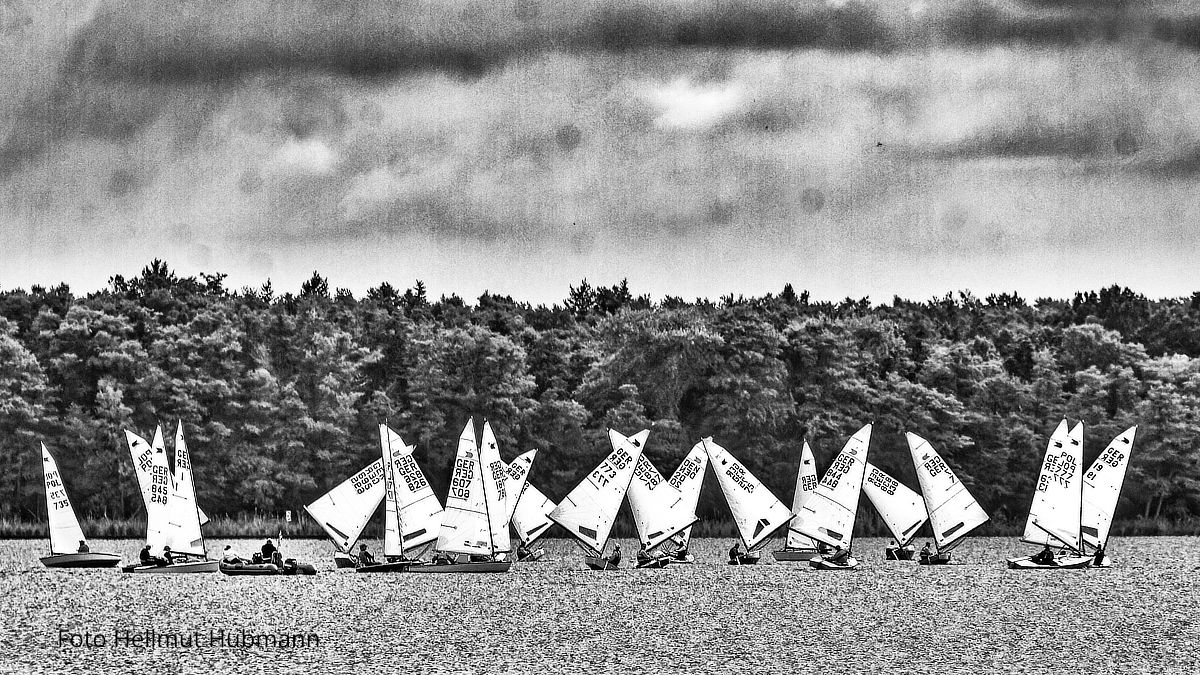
<box><xmin>1</xmin><ymin>536</ymin><xmax>1196</xmax><ymax>673</ymax></box>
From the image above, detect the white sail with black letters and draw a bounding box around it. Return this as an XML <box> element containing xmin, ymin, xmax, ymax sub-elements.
<box><xmin>164</xmin><ymin>422</ymin><xmax>205</xmax><ymax>556</ymax></box>
<box><xmin>503</xmin><ymin>449</ymin><xmax>537</xmax><ymax>523</ymax></box>
<box><xmin>41</xmin><ymin>444</ymin><xmax>87</xmax><ymax>555</ymax></box>
<box><xmin>550</xmin><ymin>429</ymin><xmax>645</xmax><ymax>556</ymax></box>
<box><xmin>1021</xmin><ymin>420</ymin><xmax>1083</xmax><ymax>551</ymax></box>
<box><xmin>666</xmin><ymin>442</ymin><xmax>709</xmax><ymax>549</ymax></box>
<box><xmin>785</xmin><ymin>441</ymin><xmax>821</xmax><ymax>551</ymax></box>
<box><xmin>304</xmin><ymin>459</ymin><xmax>385</xmax><ymax>553</ymax></box>
<box><xmin>624</xmin><ymin>437</ymin><xmax>698</xmax><ymax>550</ymax></box>
<box><xmin>862</xmin><ymin>462</ymin><xmax>927</xmax><ymax>547</ymax></box>
<box><xmin>436</xmin><ymin>420</ymin><xmax>494</xmax><ymax>555</ymax></box>
<box><xmin>479</xmin><ymin>421</ymin><xmax>511</xmax><ymax>554</ymax></box>
<box><xmin>141</xmin><ymin>436</ymin><xmax>174</xmax><ymax>556</ymax></box>
<box><xmin>381</xmin><ymin>424</ymin><xmax>443</xmax><ymax>556</ymax></box>
<box><xmin>702</xmin><ymin>437</ymin><xmax>792</xmax><ymax>551</ymax></box>
<box><xmin>792</xmin><ymin>424</ymin><xmax>872</xmax><ymax>550</ymax></box>
<box><xmin>511</xmin><ymin>482</ymin><xmax>556</xmax><ymax>545</ymax></box>
<box><xmin>1081</xmin><ymin>426</ymin><xmax>1137</xmax><ymax>550</ymax></box>
<box><xmin>907</xmin><ymin>432</ymin><xmax>989</xmax><ymax>552</ymax></box>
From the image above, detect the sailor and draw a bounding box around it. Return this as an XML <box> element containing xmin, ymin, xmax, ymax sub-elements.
<box><xmin>673</xmin><ymin>541</ymin><xmax>690</xmax><ymax>560</ymax></box>
<box><xmin>885</xmin><ymin>539</ymin><xmax>900</xmax><ymax>560</ymax></box>
<box><xmin>357</xmin><ymin>543</ymin><xmax>376</xmax><ymax>566</ymax></box>
<box><xmin>729</xmin><ymin>541</ymin><xmax>741</xmax><ymax>563</ymax></box>
<box><xmin>608</xmin><ymin>543</ymin><xmax>622</xmax><ymax>567</ymax></box>
<box><xmin>516</xmin><ymin>541</ymin><xmax>531</xmax><ymax>561</ymax></box>
<box><xmin>1031</xmin><ymin>545</ymin><xmax>1056</xmax><ymax>566</ymax></box>
<box><xmin>637</xmin><ymin>544</ymin><xmax>651</xmax><ymax>566</ymax></box>
<box><xmin>221</xmin><ymin>545</ymin><xmax>242</xmax><ymax>564</ymax></box>
<box><xmin>162</xmin><ymin>545</ymin><xmax>175</xmax><ymax>565</ymax></box>
<box><xmin>1092</xmin><ymin>545</ymin><xmax>1105</xmax><ymax>566</ymax></box>
<box><xmin>919</xmin><ymin>542</ymin><xmax>932</xmax><ymax>564</ymax></box>
<box><xmin>261</xmin><ymin>538</ymin><xmax>278</xmax><ymax>560</ymax></box>
<box><xmin>828</xmin><ymin>546</ymin><xmax>851</xmax><ymax>565</ymax></box>
<box><xmin>76</xmin><ymin>540</ymin><xmax>89</xmax><ymax>553</ymax></box>
<box><xmin>139</xmin><ymin>545</ymin><xmax>153</xmax><ymax>565</ymax></box>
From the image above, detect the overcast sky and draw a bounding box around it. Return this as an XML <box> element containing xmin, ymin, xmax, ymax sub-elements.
<box><xmin>2</xmin><ymin>0</ymin><xmax>1199</xmax><ymax>304</ymax></box>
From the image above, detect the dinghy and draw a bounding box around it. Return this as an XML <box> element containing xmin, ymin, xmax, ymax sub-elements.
<box><xmin>791</xmin><ymin>424</ymin><xmax>872</xmax><ymax>570</ymax></box>
<box><xmin>774</xmin><ymin>441</ymin><xmax>823</xmax><ymax>562</ymax></box>
<box><xmin>660</xmin><ymin>442</ymin><xmax>709</xmax><ymax>563</ymax></box>
<box><xmin>1081</xmin><ymin>426</ymin><xmax>1137</xmax><ymax>568</ymax></box>
<box><xmin>862</xmin><ymin>462</ymin><xmax>928</xmax><ymax>561</ymax></box>
<box><xmin>1006</xmin><ymin>421</ymin><xmax>1093</xmax><ymax>570</ymax></box>
<box><xmin>38</xmin><ymin>444</ymin><xmax>121</xmax><ymax>568</ymax></box>
<box><xmin>624</xmin><ymin>434</ymin><xmax>698</xmax><ymax>569</ymax></box>
<box><xmin>357</xmin><ymin>424</ymin><xmax>445</xmax><ymax>572</ymax></box>
<box><xmin>123</xmin><ymin>424</ymin><xmax>217</xmax><ymax>573</ymax></box>
<box><xmin>550</xmin><ymin>429</ymin><xmax>646</xmax><ymax>570</ymax></box>
<box><xmin>702</xmin><ymin>437</ymin><xmax>793</xmax><ymax>565</ymax></box>
<box><xmin>405</xmin><ymin>419</ymin><xmax>512</xmax><ymax>573</ymax></box>
<box><xmin>304</xmin><ymin>459</ymin><xmax>386</xmax><ymax>568</ymax></box>
<box><xmin>906</xmin><ymin>432</ymin><xmax>990</xmax><ymax>565</ymax></box>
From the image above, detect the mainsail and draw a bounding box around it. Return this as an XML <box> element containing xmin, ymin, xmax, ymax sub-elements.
<box><xmin>550</xmin><ymin>429</ymin><xmax>645</xmax><ymax>556</ymax></box>
<box><xmin>303</xmin><ymin>459</ymin><xmax>386</xmax><ymax>553</ymax></box>
<box><xmin>907</xmin><ymin>432</ymin><xmax>990</xmax><ymax>552</ymax></box>
<box><xmin>436</xmin><ymin>420</ymin><xmax>494</xmax><ymax>555</ymax></box>
<box><xmin>142</xmin><ymin>437</ymin><xmax>173</xmax><ymax>556</ymax></box>
<box><xmin>785</xmin><ymin>441</ymin><xmax>821</xmax><ymax>550</ymax></box>
<box><xmin>511</xmin><ymin>482</ymin><xmax>556</xmax><ymax>545</ymax></box>
<box><xmin>381</xmin><ymin>424</ymin><xmax>443</xmax><ymax>556</ymax></box>
<box><xmin>479</xmin><ymin>421</ymin><xmax>511</xmax><ymax>554</ymax></box>
<box><xmin>702</xmin><ymin>437</ymin><xmax>792</xmax><ymax>551</ymax></box>
<box><xmin>41</xmin><ymin>444</ymin><xmax>87</xmax><ymax>555</ymax></box>
<box><xmin>862</xmin><ymin>462</ymin><xmax>928</xmax><ymax>547</ymax></box>
<box><xmin>1081</xmin><ymin>426</ymin><xmax>1137</xmax><ymax>550</ymax></box>
<box><xmin>792</xmin><ymin>424</ymin><xmax>872</xmax><ymax>550</ymax></box>
<box><xmin>125</xmin><ymin>426</ymin><xmax>208</xmax><ymax>526</ymax></box>
<box><xmin>1021</xmin><ymin>420</ymin><xmax>1083</xmax><ymax>551</ymax></box>
<box><xmin>164</xmin><ymin>422</ymin><xmax>205</xmax><ymax>556</ymax></box>
<box><xmin>666</xmin><ymin>442</ymin><xmax>709</xmax><ymax>548</ymax></box>
<box><xmin>503</xmin><ymin>450</ymin><xmax>537</xmax><ymax>523</ymax></box>
<box><xmin>624</xmin><ymin>435</ymin><xmax>698</xmax><ymax>549</ymax></box>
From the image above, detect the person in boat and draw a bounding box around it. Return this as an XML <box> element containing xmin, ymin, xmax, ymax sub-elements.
<box><xmin>516</xmin><ymin>541</ymin><xmax>531</xmax><ymax>560</ymax></box>
<box><xmin>1092</xmin><ymin>545</ymin><xmax>1105</xmax><ymax>566</ymax></box>
<box><xmin>885</xmin><ymin>540</ymin><xmax>900</xmax><ymax>560</ymax></box>
<box><xmin>827</xmin><ymin>546</ymin><xmax>851</xmax><ymax>565</ymax></box>
<box><xmin>607</xmin><ymin>543</ymin><xmax>622</xmax><ymax>567</ymax></box>
<box><xmin>357</xmin><ymin>543</ymin><xmax>376</xmax><ymax>567</ymax></box>
<box><xmin>221</xmin><ymin>545</ymin><xmax>244</xmax><ymax>565</ymax></box>
<box><xmin>919</xmin><ymin>542</ymin><xmax>932</xmax><ymax>564</ymax></box>
<box><xmin>271</xmin><ymin>550</ymin><xmax>285</xmax><ymax>567</ymax></box>
<box><xmin>162</xmin><ymin>545</ymin><xmax>176</xmax><ymax>565</ymax></box>
<box><xmin>729</xmin><ymin>541</ymin><xmax>741</xmax><ymax>563</ymax></box>
<box><xmin>261</xmin><ymin>539</ymin><xmax>277</xmax><ymax>560</ymax></box>
<box><xmin>1031</xmin><ymin>545</ymin><xmax>1056</xmax><ymax>566</ymax></box>
<box><xmin>637</xmin><ymin>544</ymin><xmax>652</xmax><ymax>566</ymax></box>
<box><xmin>77</xmin><ymin>540</ymin><xmax>89</xmax><ymax>553</ymax></box>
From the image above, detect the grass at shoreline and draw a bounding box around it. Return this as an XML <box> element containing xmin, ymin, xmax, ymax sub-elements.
<box><xmin>4</xmin><ymin>515</ymin><xmax>1200</xmax><ymax>540</ymax></box>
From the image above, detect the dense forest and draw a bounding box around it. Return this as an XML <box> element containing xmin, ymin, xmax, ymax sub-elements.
<box><xmin>2</xmin><ymin>261</ymin><xmax>1199</xmax><ymax>537</ymax></box>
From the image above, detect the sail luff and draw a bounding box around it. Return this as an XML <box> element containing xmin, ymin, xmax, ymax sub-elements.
<box><xmin>41</xmin><ymin>444</ymin><xmax>87</xmax><ymax>555</ymax></box>
<box><xmin>1081</xmin><ymin>426</ymin><xmax>1137</xmax><ymax>549</ymax></box>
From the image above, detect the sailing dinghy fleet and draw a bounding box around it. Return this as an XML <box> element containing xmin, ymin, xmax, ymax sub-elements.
<box><xmin>37</xmin><ymin>417</ymin><xmax>1139</xmax><ymax>572</ymax></box>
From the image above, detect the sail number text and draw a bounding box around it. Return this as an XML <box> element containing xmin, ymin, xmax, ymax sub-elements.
<box><xmin>590</xmin><ymin>447</ymin><xmax>632</xmax><ymax>487</ymax></box>
<box><xmin>867</xmin><ymin>468</ymin><xmax>898</xmax><ymax>496</ymax></box>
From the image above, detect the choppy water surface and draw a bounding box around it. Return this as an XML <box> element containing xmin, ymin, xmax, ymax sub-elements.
<box><xmin>0</xmin><ymin>537</ymin><xmax>1197</xmax><ymax>673</ymax></box>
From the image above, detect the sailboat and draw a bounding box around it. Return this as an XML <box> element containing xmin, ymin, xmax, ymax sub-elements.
<box><xmin>792</xmin><ymin>424</ymin><xmax>872</xmax><ymax>570</ymax></box>
<box><xmin>123</xmin><ymin>423</ymin><xmax>217</xmax><ymax>573</ymax></box>
<box><xmin>906</xmin><ymin>432</ymin><xmax>990</xmax><ymax>565</ymax></box>
<box><xmin>124</xmin><ymin>427</ymin><xmax>209</xmax><ymax>527</ymax></box>
<box><xmin>660</xmin><ymin>442</ymin><xmax>709</xmax><ymax>563</ymax></box>
<box><xmin>550</xmin><ymin>429</ymin><xmax>646</xmax><ymax>570</ymax></box>
<box><xmin>1081</xmin><ymin>426</ymin><xmax>1137</xmax><ymax>568</ymax></box>
<box><xmin>1007</xmin><ymin>420</ymin><xmax>1092</xmax><ymax>569</ymax></box>
<box><xmin>38</xmin><ymin>444</ymin><xmax>120</xmax><ymax>568</ymax></box>
<box><xmin>862</xmin><ymin>462</ymin><xmax>928</xmax><ymax>560</ymax></box>
<box><xmin>624</xmin><ymin>432</ymin><xmax>699</xmax><ymax>569</ymax></box>
<box><xmin>702</xmin><ymin>437</ymin><xmax>793</xmax><ymax>565</ymax></box>
<box><xmin>405</xmin><ymin>419</ymin><xmax>511</xmax><ymax>573</ymax></box>
<box><xmin>774</xmin><ymin>441</ymin><xmax>822</xmax><ymax>562</ymax></box>
<box><xmin>357</xmin><ymin>424</ymin><xmax>445</xmax><ymax>572</ymax></box>
<box><xmin>304</xmin><ymin>459</ymin><xmax>386</xmax><ymax>568</ymax></box>
<box><xmin>504</xmin><ymin>449</ymin><xmax>555</xmax><ymax>562</ymax></box>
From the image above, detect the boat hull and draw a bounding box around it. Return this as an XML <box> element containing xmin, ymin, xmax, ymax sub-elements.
<box><xmin>41</xmin><ymin>552</ymin><xmax>122</xmax><ymax>568</ymax></box>
<box><xmin>809</xmin><ymin>556</ymin><xmax>860</xmax><ymax>570</ymax></box>
<box><xmin>406</xmin><ymin>561</ymin><xmax>511</xmax><ymax>573</ymax></box>
<box><xmin>122</xmin><ymin>560</ymin><xmax>219</xmax><ymax>574</ymax></box>
<box><xmin>516</xmin><ymin>548</ymin><xmax>546</xmax><ymax>563</ymax></box>
<box><xmin>668</xmin><ymin>552</ymin><xmax>695</xmax><ymax>564</ymax></box>
<box><xmin>1006</xmin><ymin>555</ymin><xmax>1092</xmax><ymax>570</ymax></box>
<box><xmin>635</xmin><ymin>557</ymin><xmax>671</xmax><ymax>569</ymax></box>
<box><xmin>584</xmin><ymin>555</ymin><xmax>620</xmax><ymax>570</ymax></box>
<box><xmin>918</xmin><ymin>553</ymin><xmax>953</xmax><ymax>566</ymax></box>
<box><xmin>333</xmin><ymin>553</ymin><xmax>357</xmax><ymax>569</ymax></box>
<box><xmin>884</xmin><ymin>547</ymin><xmax>916</xmax><ymax>561</ymax></box>
<box><xmin>355</xmin><ymin>561</ymin><xmax>417</xmax><ymax>573</ymax></box>
<box><xmin>219</xmin><ymin>562</ymin><xmax>280</xmax><ymax>576</ymax></box>
<box><xmin>282</xmin><ymin>562</ymin><xmax>317</xmax><ymax>575</ymax></box>
<box><xmin>773</xmin><ymin>549</ymin><xmax>820</xmax><ymax>562</ymax></box>
<box><xmin>727</xmin><ymin>552</ymin><xmax>761</xmax><ymax>566</ymax></box>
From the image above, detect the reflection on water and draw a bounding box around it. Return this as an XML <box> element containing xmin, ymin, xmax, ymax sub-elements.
<box><xmin>1</xmin><ymin>537</ymin><xmax>1197</xmax><ymax>672</ymax></box>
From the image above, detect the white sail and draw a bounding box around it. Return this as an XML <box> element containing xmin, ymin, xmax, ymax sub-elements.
<box><xmin>436</xmin><ymin>420</ymin><xmax>493</xmax><ymax>555</ymax></box>
<box><xmin>550</xmin><ymin>429</ymin><xmax>645</xmax><ymax>556</ymax></box>
<box><xmin>381</xmin><ymin>424</ymin><xmax>443</xmax><ymax>555</ymax></box>
<box><xmin>164</xmin><ymin>422</ymin><xmax>205</xmax><ymax>556</ymax></box>
<box><xmin>511</xmin><ymin>483</ymin><xmax>556</xmax><ymax>545</ymax></box>
<box><xmin>304</xmin><ymin>459</ymin><xmax>385</xmax><ymax>553</ymax></box>
<box><xmin>792</xmin><ymin>424</ymin><xmax>872</xmax><ymax>550</ymax></box>
<box><xmin>41</xmin><ymin>444</ymin><xmax>87</xmax><ymax>555</ymax></box>
<box><xmin>1022</xmin><ymin>420</ymin><xmax>1083</xmax><ymax>551</ymax></box>
<box><xmin>479</xmin><ymin>421</ymin><xmax>511</xmax><ymax>554</ymax></box>
<box><xmin>862</xmin><ymin>462</ymin><xmax>928</xmax><ymax>547</ymax></box>
<box><xmin>666</xmin><ymin>442</ymin><xmax>709</xmax><ymax>548</ymax></box>
<box><xmin>625</xmin><ymin>439</ymin><xmax>698</xmax><ymax>549</ymax></box>
<box><xmin>142</xmin><ymin>436</ymin><xmax>173</xmax><ymax>556</ymax></box>
<box><xmin>503</xmin><ymin>450</ymin><xmax>537</xmax><ymax>523</ymax></box>
<box><xmin>702</xmin><ymin>437</ymin><xmax>792</xmax><ymax>551</ymax></box>
<box><xmin>1081</xmin><ymin>426</ymin><xmax>1137</xmax><ymax>550</ymax></box>
<box><xmin>125</xmin><ymin>426</ymin><xmax>208</xmax><ymax>526</ymax></box>
<box><xmin>785</xmin><ymin>441</ymin><xmax>821</xmax><ymax>550</ymax></box>
<box><xmin>907</xmin><ymin>432</ymin><xmax>990</xmax><ymax>552</ymax></box>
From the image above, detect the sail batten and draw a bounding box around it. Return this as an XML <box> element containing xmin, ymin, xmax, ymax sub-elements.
<box><xmin>906</xmin><ymin>432</ymin><xmax>989</xmax><ymax>552</ymax></box>
<box><xmin>549</xmin><ymin>429</ymin><xmax>645</xmax><ymax>556</ymax></box>
<box><xmin>792</xmin><ymin>424</ymin><xmax>872</xmax><ymax>551</ymax></box>
<box><xmin>702</xmin><ymin>437</ymin><xmax>792</xmax><ymax>551</ymax></box>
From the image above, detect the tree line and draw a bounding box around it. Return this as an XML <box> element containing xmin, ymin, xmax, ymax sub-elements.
<box><xmin>2</xmin><ymin>261</ymin><xmax>1198</xmax><ymax>535</ymax></box>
